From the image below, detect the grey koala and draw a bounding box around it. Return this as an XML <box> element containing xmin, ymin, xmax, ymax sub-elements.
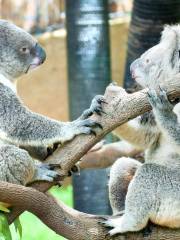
<box><xmin>0</xmin><ymin>20</ymin><xmax>103</xmax><ymax>186</ymax></box>
<box><xmin>102</xmin><ymin>25</ymin><xmax>180</xmax><ymax>235</ymax></box>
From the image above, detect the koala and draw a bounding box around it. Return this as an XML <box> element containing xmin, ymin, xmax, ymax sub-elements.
<box><xmin>102</xmin><ymin>25</ymin><xmax>180</xmax><ymax>235</ymax></box>
<box><xmin>0</xmin><ymin>20</ymin><xmax>103</xmax><ymax>186</ymax></box>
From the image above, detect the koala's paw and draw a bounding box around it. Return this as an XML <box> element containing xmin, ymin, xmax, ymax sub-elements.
<box><xmin>82</xmin><ymin>95</ymin><xmax>107</xmax><ymax>119</ymax></box>
<box><xmin>31</xmin><ymin>164</ymin><xmax>62</xmax><ymax>183</ymax></box>
<box><xmin>147</xmin><ymin>87</ymin><xmax>173</xmax><ymax>112</ymax></box>
<box><xmin>68</xmin><ymin>164</ymin><xmax>80</xmax><ymax>176</ymax></box>
<box><xmin>74</xmin><ymin>118</ymin><xmax>102</xmax><ymax>136</ymax></box>
<box><xmin>100</xmin><ymin>216</ymin><xmax>124</xmax><ymax>236</ymax></box>
<box><xmin>100</xmin><ymin>217</ymin><xmax>121</xmax><ymax>228</ymax></box>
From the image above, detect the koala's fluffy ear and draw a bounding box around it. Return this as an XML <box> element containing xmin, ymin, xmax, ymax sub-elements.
<box><xmin>160</xmin><ymin>25</ymin><xmax>178</xmax><ymax>52</ymax></box>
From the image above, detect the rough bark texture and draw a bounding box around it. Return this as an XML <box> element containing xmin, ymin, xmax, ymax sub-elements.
<box><xmin>3</xmin><ymin>181</ymin><xmax>180</xmax><ymax>240</ymax></box>
<box><xmin>3</xmin><ymin>182</ymin><xmax>180</xmax><ymax>240</ymax></box>
<box><xmin>3</xmin><ymin>74</ymin><xmax>180</xmax><ymax>239</ymax></box>
<box><xmin>78</xmin><ymin>140</ymin><xmax>141</xmax><ymax>169</ymax></box>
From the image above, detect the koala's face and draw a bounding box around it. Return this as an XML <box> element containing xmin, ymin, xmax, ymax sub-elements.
<box><xmin>0</xmin><ymin>20</ymin><xmax>46</xmax><ymax>80</ymax></box>
<box><xmin>130</xmin><ymin>25</ymin><xmax>180</xmax><ymax>88</ymax></box>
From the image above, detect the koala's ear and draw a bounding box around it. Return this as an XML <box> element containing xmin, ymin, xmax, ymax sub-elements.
<box><xmin>160</xmin><ymin>25</ymin><xmax>178</xmax><ymax>52</ymax></box>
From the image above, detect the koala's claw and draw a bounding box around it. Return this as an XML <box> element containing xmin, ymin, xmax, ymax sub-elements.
<box><xmin>90</xmin><ymin>129</ymin><xmax>97</xmax><ymax>136</ymax></box>
<box><xmin>98</xmin><ymin>216</ymin><xmax>115</xmax><ymax>228</ymax></box>
<box><xmin>99</xmin><ymin>216</ymin><xmax>125</xmax><ymax>236</ymax></box>
<box><xmin>92</xmin><ymin>95</ymin><xmax>107</xmax><ymax>116</ymax></box>
<box><xmin>97</xmin><ymin>96</ymin><xmax>107</xmax><ymax>104</ymax></box>
<box><xmin>68</xmin><ymin>164</ymin><xmax>81</xmax><ymax>176</ymax></box>
<box><xmin>100</xmin><ymin>221</ymin><xmax>112</xmax><ymax>228</ymax></box>
<box><xmin>81</xmin><ymin>95</ymin><xmax>107</xmax><ymax>119</ymax></box>
<box><xmin>71</xmin><ymin>164</ymin><xmax>80</xmax><ymax>173</ymax></box>
<box><xmin>40</xmin><ymin>163</ymin><xmax>61</xmax><ymax>170</ymax></box>
<box><xmin>32</xmin><ymin>164</ymin><xmax>63</xmax><ymax>183</ymax></box>
<box><xmin>82</xmin><ymin>119</ymin><xmax>103</xmax><ymax>129</ymax></box>
<box><xmin>98</xmin><ymin>215</ymin><xmax>109</xmax><ymax>222</ymax></box>
<box><xmin>76</xmin><ymin>118</ymin><xmax>102</xmax><ymax>136</ymax></box>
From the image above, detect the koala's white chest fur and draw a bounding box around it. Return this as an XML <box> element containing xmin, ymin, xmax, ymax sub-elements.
<box><xmin>0</xmin><ymin>74</ymin><xmax>16</xmax><ymax>93</ymax></box>
<box><xmin>146</xmin><ymin>134</ymin><xmax>180</xmax><ymax>167</ymax></box>
<box><xmin>150</xmin><ymin>198</ymin><xmax>180</xmax><ymax>228</ymax></box>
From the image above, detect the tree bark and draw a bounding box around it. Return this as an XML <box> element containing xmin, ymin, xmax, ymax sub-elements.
<box><xmin>2</xmin><ymin>181</ymin><xmax>180</xmax><ymax>240</ymax></box>
<box><xmin>3</xmin><ymin>74</ymin><xmax>180</xmax><ymax>239</ymax></box>
<box><xmin>78</xmin><ymin>141</ymin><xmax>141</xmax><ymax>169</ymax></box>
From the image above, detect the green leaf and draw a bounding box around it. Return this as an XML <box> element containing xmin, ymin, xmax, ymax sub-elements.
<box><xmin>0</xmin><ymin>213</ymin><xmax>12</xmax><ymax>240</ymax></box>
<box><xmin>0</xmin><ymin>205</ymin><xmax>10</xmax><ymax>213</ymax></box>
<box><xmin>14</xmin><ymin>217</ymin><xmax>22</xmax><ymax>239</ymax></box>
<box><xmin>0</xmin><ymin>232</ymin><xmax>5</xmax><ymax>239</ymax></box>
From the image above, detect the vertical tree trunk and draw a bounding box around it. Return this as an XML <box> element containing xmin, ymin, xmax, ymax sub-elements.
<box><xmin>66</xmin><ymin>0</ymin><xmax>112</xmax><ymax>214</ymax></box>
<box><xmin>124</xmin><ymin>0</ymin><xmax>180</xmax><ymax>89</ymax></box>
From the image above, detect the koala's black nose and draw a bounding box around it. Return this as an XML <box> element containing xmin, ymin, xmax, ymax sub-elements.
<box><xmin>34</xmin><ymin>43</ymin><xmax>46</xmax><ymax>64</ymax></box>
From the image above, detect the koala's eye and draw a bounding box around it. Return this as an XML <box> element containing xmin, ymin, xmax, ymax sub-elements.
<box><xmin>20</xmin><ymin>47</ymin><xmax>30</xmax><ymax>54</ymax></box>
<box><xmin>146</xmin><ymin>59</ymin><xmax>150</xmax><ymax>64</ymax></box>
<box><xmin>178</xmin><ymin>50</ymin><xmax>180</xmax><ymax>58</ymax></box>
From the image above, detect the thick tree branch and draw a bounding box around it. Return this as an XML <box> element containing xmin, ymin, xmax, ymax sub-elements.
<box><xmin>2</xmin><ymin>181</ymin><xmax>180</xmax><ymax>240</ymax></box>
<box><xmin>78</xmin><ymin>141</ymin><xmax>142</xmax><ymax>169</ymax></box>
<box><xmin>45</xmin><ymin>75</ymin><xmax>180</xmax><ymax>172</ymax></box>
<box><xmin>4</xmin><ymin>74</ymin><xmax>180</xmax><ymax>239</ymax></box>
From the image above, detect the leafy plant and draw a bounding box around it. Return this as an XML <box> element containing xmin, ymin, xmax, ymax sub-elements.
<box><xmin>0</xmin><ymin>203</ymin><xmax>22</xmax><ymax>240</ymax></box>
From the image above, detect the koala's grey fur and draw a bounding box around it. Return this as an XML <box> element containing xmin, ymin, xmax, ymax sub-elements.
<box><xmin>103</xmin><ymin>25</ymin><xmax>180</xmax><ymax>235</ymax></box>
<box><xmin>0</xmin><ymin>20</ymin><xmax>102</xmax><ymax>186</ymax></box>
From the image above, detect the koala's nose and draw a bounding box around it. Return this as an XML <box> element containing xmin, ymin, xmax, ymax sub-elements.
<box><xmin>130</xmin><ymin>58</ymin><xmax>141</xmax><ymax>78</ymax></box>
<box><xmin>130</xmin><ymin>59</ymin><xmax>140</xmax><ymax>73</ymax></box>
<box><xmin>34</xmin><ymin>43</ymin><xmax>46</xmax><ymax>64</ymax></box>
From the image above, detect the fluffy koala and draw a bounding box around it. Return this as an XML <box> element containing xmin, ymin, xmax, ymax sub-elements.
<box><xmin>0</xmin><ymin>20</ymin><xmax>102</xmax><ymax>185</ymax></box>
<box><xmin>102</xmin><ymin>25</ymin><xmax>180</xmax><ymax>235</ymax></box>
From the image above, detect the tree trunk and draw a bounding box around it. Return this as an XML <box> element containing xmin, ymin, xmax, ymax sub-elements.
<box><xmin>66</xmin><ymin>0</ymin><xmax>111</xmax><ymax>215</ymax></box>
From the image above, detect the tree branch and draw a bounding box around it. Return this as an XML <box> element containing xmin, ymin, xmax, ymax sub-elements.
<box><xmin>45</xmin><ymin>75</ymin><xmax>180</xmax><ymax>172</ymax></box>
<box><xmin>4</xmin><ymin>74</ymin><xmax>180</xmax><ymax>239</ymax></box>
<box><xmin>2</xmin><ymin>181</ymin><xmax>180</xmax><ymax>240</ymax></box>
<box><xmin>78</xmin><ymin>141</ymin><xmax>142</xmax><ymax>169</ymax></box>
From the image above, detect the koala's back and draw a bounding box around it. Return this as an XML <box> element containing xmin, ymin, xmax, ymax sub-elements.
<box><xmin>127</xmin><ymin>163</ymin><xmax>180</xmax><ymax>228</ymax></box>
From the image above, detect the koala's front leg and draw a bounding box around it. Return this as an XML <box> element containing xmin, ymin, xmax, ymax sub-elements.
<box><xmin>0</xmin><ymin>144</ymin><xmax>35</xmax><ymax>185</ymax></box>
<box><xmin>29</xmin><ymin>163</ymin><xmax>62</xmax><ymax>184</ymax></box>
<box><xmin>0</xmin><ymin>144</ymin><xmax>62</xmax><ymax>185</ymax></box>
<box><xmin>0</xmin><ymin>85</ymin><xmax>104</xmax><ymax>148</ymax></box>
<box><xmin>147</xmin><ymin>88</ymin><xmax>174</xmax><ymax>116</ymax></box>
<box><xmin>147</xmin><ymin>88</ymin><xmax>180</xmax><ymax>142</ymax></box>
<box><xmin>62</xmin><ymin>118</ymin><xmax>102</xmax><ymax>143</ymax></box>
<box><xmin>20</xmin><ymin>95</ymin><xmax>105</xmax><ymax>160</ymax></box>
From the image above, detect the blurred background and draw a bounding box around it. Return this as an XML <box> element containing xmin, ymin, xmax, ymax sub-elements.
<box><xmin>1</xmin><ymin>0</ymin><xmax>180</xmax><ymax>239</ymax></box>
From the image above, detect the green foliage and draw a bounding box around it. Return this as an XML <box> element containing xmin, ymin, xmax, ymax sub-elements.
<box><xmin>0</xmin><ymin>204</ymin><xmax>10</xmax><ymax>213</ymax></box>
<box><xmin>0</xmin><ymin>206</ymin><xmax>22</xmax><ymax>240</ymax></box>
<box><xmin>0</xmin><ymin>213</ymin><xmax>12</xmax><ymax>240</ymax></box>
<box><xmin>14</xmin><ymin>218</ymin><xmax>22</xmax><ymax>239</ymax></box>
